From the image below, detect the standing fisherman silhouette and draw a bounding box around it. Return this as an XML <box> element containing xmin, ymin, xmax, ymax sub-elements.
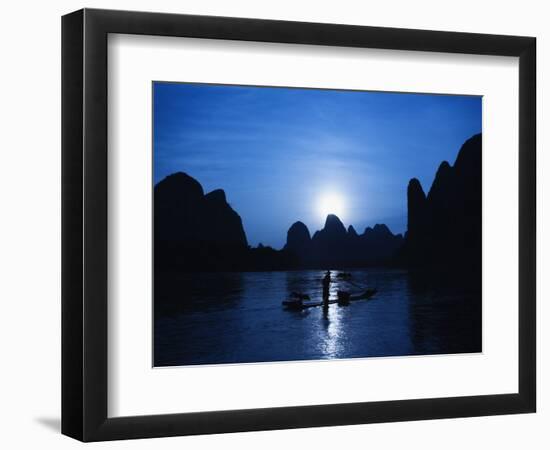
<box><xmin>322</xmin><ymin>270</ymin><xmax>332</xmax><ymax>311</ymax></box>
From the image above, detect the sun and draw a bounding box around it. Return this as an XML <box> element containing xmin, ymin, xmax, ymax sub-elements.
<box><xmin>317</xmin><ymin>192</ymin><xmax>346</xmax><ymax>220</ymax></box>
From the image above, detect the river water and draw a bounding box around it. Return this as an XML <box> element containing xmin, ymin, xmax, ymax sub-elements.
<box><xmin>154</xmin><ymin>269</ymin><xmax>481</xmax><ymax>366</ymax></box>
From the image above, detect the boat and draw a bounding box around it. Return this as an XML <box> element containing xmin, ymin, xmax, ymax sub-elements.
<box><xmin>337</xmin><ymin>288</ymin><xmax>377</xmax><ymax>305</ymax></box>
<box><xmin>282</xmin><ymin>298</ymin><xmax>341</xmax><ymax>310</ymax></box>
<box><xmin>282</xmin><ymin>289</ymin><xmax>377</xmax><ymax>310</ymax></box>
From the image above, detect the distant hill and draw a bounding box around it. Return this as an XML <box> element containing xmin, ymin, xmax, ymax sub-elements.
<box><xmin>285</xmin><ymin>215</ymin><xmax>403</xmax><ymax>268</ymax></box>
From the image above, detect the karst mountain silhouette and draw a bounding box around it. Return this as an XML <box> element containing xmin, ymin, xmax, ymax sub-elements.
<box><xmin>154</xmin><ymin>133</ymin><xmax>481</xmax><ymax>275</ymax></box>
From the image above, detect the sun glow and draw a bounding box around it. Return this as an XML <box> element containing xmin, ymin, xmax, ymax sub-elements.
<box><xmin>317</xmin><ymin>193</ymin><xmax>346</xmax><ymax>221</ymax></box>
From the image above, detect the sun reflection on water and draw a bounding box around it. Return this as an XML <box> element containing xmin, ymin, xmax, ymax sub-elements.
<box><xmin>319</xmin><ymin>276</ymin><xmax>345</xmax><ymax>359</ymax></box>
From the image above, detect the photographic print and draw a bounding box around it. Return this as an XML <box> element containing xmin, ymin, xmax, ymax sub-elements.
<box><xmin>153</xmin><ymin>82</ymin><xmax>482</xmax><ymax>367</ymax></box>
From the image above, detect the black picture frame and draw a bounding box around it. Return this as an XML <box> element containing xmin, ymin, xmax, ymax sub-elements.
<box><xmin>62</xmin><ymin>8</ymin><xmax>536</xmax><ymax>442</ymax></box>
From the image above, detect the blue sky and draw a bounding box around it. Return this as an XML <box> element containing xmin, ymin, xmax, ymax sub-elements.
<box><xmin>154</xmin><ymin>82</ymin><xmax>481</xmax><ymax>249</ymax></box>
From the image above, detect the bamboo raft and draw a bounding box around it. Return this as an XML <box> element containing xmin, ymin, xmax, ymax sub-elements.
<box><xmin>282</xmin><ymin>289</ymin><xmax>377</xmax><ymax>310</ymax></box>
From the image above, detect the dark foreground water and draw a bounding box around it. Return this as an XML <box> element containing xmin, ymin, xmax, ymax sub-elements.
<box><xmin>154</xmin><ymin>269</ymin><xmax>481</xmax><ymax>366</ymax></box>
